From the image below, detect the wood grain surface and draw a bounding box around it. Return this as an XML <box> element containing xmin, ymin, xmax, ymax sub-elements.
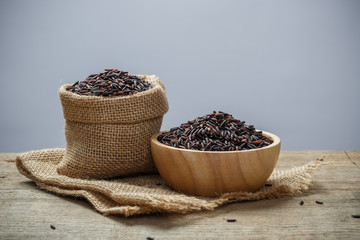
<box><xmin>1</xmin><ymin>151</ymin><xmax>359</xmax><ymax>240</ymax></box>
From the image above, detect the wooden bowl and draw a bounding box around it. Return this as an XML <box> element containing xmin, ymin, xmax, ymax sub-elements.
<box><xmin>150</xmin><ymin>131</ymin><xmax>281</xmax><ymax>197</ymax></box>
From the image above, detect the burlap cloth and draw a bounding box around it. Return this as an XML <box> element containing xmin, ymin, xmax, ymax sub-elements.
<box><xmin>16</xmin><ymin>148</ymin><xmax>323</xmax><ymax>216</ymax></box>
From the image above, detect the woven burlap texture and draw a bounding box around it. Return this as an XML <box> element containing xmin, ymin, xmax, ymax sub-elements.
<box><xmin>16</xmin><ymin>148</ymin><xmax>323</xmax><ymax>217</ymax></box>
<box><xmin>57</xmin><ymin>75</ymin><xmax>168</xmax><ymax>179</ymax></box>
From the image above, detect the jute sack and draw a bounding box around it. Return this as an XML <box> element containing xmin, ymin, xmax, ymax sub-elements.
<box><xmin>16</xmin><ymin>148</ymin><xmax>324</xmax><ymax>216</ymax></box>
<box><xmin>56</xmin><ymin>75</ymin><xmax>169</xmax><ymax>179</ymax></box>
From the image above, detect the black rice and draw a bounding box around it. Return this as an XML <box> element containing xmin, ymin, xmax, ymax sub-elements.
<box><xmin>226</xmin><ymin>219</ymin><xmax>237</xmax><ymax>222</ymax></box>
<box><xmin>158</xmin><ymin>111</ymin><xmax>274</xmax><ymax>151</ymax></box>
<box><xmin>67</xmin><ymin>69</ymin><xmax>152</xmax><ymax>97</ymax></box>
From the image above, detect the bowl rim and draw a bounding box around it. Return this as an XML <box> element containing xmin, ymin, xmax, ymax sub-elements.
<box><xmin>151</xmin><ymin>130</ymin><xmax>281</xmax><ymax>154</ymax></box>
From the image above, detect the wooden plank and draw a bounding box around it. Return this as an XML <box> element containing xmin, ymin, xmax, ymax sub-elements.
<box><xmin>0</xmin><ymin>153</ymin><xmax>18</xmax><ymax>162</ymax></box>
<box><xmin>346</xmin><ymin>150</ymin><xmax>360</xmax><ymax>168</ymax></box>
<box><xmin>1</xmin><ymin>151</ymin><xmax>359</xmax><ymax>240</ymax></box>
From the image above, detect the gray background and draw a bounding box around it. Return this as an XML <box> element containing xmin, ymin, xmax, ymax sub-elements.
<box><xmin>1</xmin><ymin>0</ymin><xmax>359</xmax><ymax>152</ymax></box>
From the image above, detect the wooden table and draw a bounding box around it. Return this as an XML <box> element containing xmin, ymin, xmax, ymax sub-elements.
<box><xmin>1</xmin><ymin>151</ymin><xmax>359</xmax><ymax>240</ymax></box>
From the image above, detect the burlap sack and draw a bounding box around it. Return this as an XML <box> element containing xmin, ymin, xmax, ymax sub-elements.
<box><xmin>16</xmin><ymin>148</ymin><xmax>324</xmax><ymax>216</ymax></box>
<box><xmin>56</xmin><ymin>75</ymin><xmax>168</xmax><ymax>179</ymax></box>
